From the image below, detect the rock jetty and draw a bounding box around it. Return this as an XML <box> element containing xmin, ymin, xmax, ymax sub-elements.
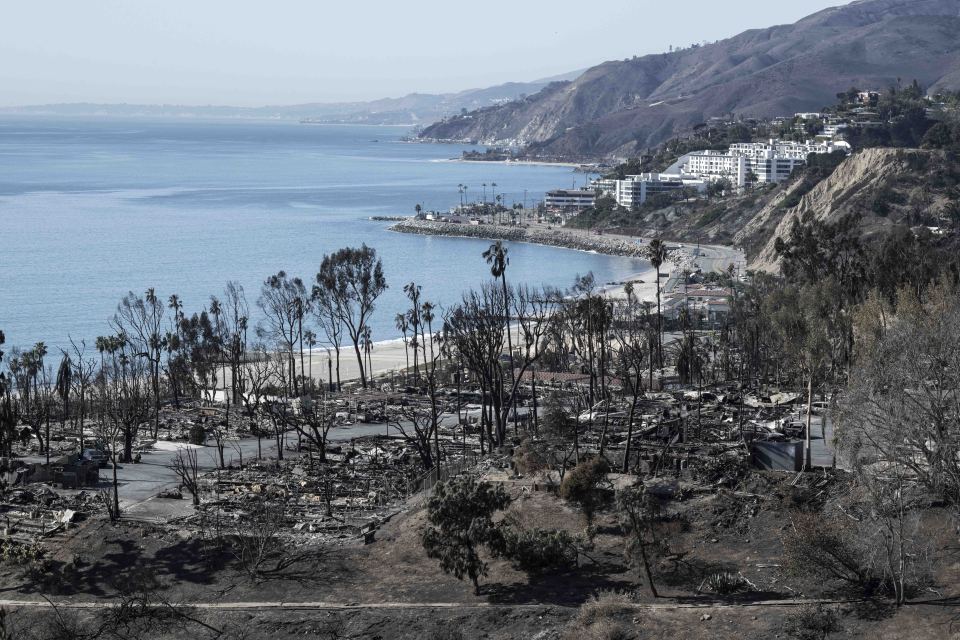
<box><xmin>389</xmin><ymin>220</ymin><xmax>649</xmax><ymax>259</ymax></box>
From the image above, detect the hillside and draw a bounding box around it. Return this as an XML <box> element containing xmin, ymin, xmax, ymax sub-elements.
<box><xmin>745</xmin><ymin>147</ymin><xmax>960</xmax><ymax>270</ymax></box>
<box><xmin>569</xmin><ymin>148</ymin><xmax>960</xmax><ymax>273</ymax></box>
<box><xmin>419</xmin><ymin>0</ymin><xmax>960</xmax><ymax>159</ymax></box>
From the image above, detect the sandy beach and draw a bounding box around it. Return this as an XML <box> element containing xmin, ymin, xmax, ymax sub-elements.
<box><xmin>254</xmin><ymin>223</ymin><xmax>742</xmax><ymax>387</ymax></box>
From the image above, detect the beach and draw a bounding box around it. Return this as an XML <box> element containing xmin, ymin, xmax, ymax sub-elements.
<box><xmin>291</xmin><ymin>223</ymin><xmax>743</xmax><ymax>385</ymax></box>
<box><xmin>390</xmin><ymin>217</ymin><xmax>743</xmax><ymax>305</ymax></box>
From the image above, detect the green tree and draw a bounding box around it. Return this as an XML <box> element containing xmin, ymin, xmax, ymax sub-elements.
<box><xmin>421</xmin><ymin>476</ymin><xmax>512</xmax><ymax>594</ymax></box>
<box><xmin>560</xmin><ymin>456</ymin><xmax>611</xmax><ymax>534</ymax></box>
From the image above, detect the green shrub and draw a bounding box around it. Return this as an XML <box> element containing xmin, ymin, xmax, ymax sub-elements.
<box><xmin>783</xmin><ymin>604</ymin><xmax>841</xmax><ymax>640</ymax></box>
<box><xmin>701</xmin><ymin>571</ymin><xmax>751</xmax><ymax>595</ymax></box>
<box><xmin>560</xmin><ymin>457</ymin><xmax>611</xmax><ymax>530</ymax></box>
<box><xmin>188</xmin><ymin>422</ymin><xmax>206</xmax><ymax>445</ymax></box>
<box><xmin>494</xmin><ymin>525</ymin><xmax>579</xmax><ymax>573</ymax></box>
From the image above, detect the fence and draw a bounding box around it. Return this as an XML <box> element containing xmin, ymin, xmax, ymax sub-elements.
<box><xmin>407</xmin><ymin>451</ymin><xmax>479</xmax><ymax>496</ymax></box>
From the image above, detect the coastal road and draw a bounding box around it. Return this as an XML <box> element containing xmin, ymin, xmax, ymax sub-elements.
<box><xmin>688</xmin><ymin>242</ymin><xmax>746</xmax><ymax>276</ymax></box>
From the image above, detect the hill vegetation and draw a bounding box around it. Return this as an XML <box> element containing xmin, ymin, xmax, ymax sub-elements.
<box><xmin>419</xmin><ymin>0</ymin><xmax>960</xmax><ymax>159</ymax></box>
<box><xmin>564</xmin><ymin>85</ymin><xmax>960</xmax><ymax>274</ymax></box>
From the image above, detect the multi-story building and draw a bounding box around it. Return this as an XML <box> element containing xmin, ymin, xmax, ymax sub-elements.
<box><xmin>544</xmin><ymin>189</ymin><xmax>596</xmax><ymax>212</ymax></box>
<box><xmin>674</xmin><ymin>151</ymin><xmax>746</xmax><ymax>186</ymax></box>
<box><xmin>672</xmin><ymin>139</ymin><xmax>851</xmax><ymax>187</ymax></box>
<box><xmin>590</xmin><ymin>178</ymin><xmax>618</xmax><ymax>195</ymax></box>
<box><xmin>613</xmin><ymin>173</ymin><xmax>706</xmax><ymax>209</ymax></box>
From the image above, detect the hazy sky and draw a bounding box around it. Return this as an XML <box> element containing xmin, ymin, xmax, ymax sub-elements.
<box><xmin>0</xmin><ymin>1</ymin><xmax>848</xmax><ymax>107</ymax></box>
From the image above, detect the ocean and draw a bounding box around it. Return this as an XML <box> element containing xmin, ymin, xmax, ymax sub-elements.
<box><xmin>0</xmin><ymin>117</ymin><xmax>645</xmax><ymax>352</ymax></box>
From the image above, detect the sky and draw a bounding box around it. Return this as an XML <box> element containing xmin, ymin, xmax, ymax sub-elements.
<box><xmin>0</xmin><ymin>1</ymin><xmax>849</xmax><ymax>107</ymax></box>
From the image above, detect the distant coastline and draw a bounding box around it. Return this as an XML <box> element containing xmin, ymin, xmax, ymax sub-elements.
<box><xmin>445</xmin><ymin>158</ymin><xmax>583</xmax><ymax>168</ymax></box>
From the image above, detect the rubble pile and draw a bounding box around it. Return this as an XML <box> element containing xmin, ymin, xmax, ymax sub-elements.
<box><xmin>177</xmin><ymin>436</ymin><xmax>436</xmax><ymax>545</ymax></box>
<box><xmin>0</xmin><ymin>486</ymin><xmax>99</xmax><ymax>545</ymax></box>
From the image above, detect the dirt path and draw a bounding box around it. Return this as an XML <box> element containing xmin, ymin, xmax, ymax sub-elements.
<box><xmin>0</xmin><ymin>597</ymin><xmax>852</xmax><ymax>611</ymax></box>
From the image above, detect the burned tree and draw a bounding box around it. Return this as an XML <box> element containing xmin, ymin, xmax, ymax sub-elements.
<box><xmin>113</xmin><ymin>288</ymin><xmax>166</xmax><ymax>438</ymax></box>
<box><xmin>171</xmin><ymin>447</ymin><xmax>202</xmax><ymax>507</ymax></box>
<box><xmin>617</xmin><ymin>484</ymin><xmax>662</xmax><ymax>597</ymax></box>
<box><xmin>257</xmin><ymin>271</ymin><xmax>309</xmax><ymax>397</ymax></box>
<box><xmin>296</xmin><ymin>395</ymin><xmax>336</xmax><ymax>463</ymax></box>
<box><xmin>0</xmin><ymin>330</ymin><xmax>17</xmax><ymax>458</ymax></box>
<box><xmin>315</xmin><ymin>245</ymin><xmax>387</xmax><ymax>388</ymax></box>
<box><xmin>389</xmin><ymin>292</ymin><xmax>446</xmax><ymax>470</ymax></box>
<box><xmin>612</xmin><ymin>298</ymin><xmax>653</xmax><ymax>473</ymax></box>
<box><xmin>222</xmin><ymin>280</ymin><xmax>250</xmax><ymax>404</ymax></box>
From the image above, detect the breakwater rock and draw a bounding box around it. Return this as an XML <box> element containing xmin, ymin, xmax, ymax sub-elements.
<box><xmin>389</xmin><ymin>220</ymin><xmax>649</xmax><ymax>259</ymax></box>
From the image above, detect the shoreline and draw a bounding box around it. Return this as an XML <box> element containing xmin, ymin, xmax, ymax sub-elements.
<box><xmin>386</xmin><ymin>218</ymin><xmax>745</xmax><ymax>307</ymax></box>
<box><xmin>438</xmin><ymin>158</ymin><xmax>583</xmax><ymax>168</ymax></box>
<box><xmin>389</xmin><ymin>219</ymin><xmax>652</xmax><ymax>259</ymax></box>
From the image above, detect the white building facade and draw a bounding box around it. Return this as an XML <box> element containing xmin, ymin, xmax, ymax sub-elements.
<box><xmin>610</xmin><ymin>173</ymin><xmax>706</xmax><ymax>209</ymax></box>
<box><xmin>544</xmin><ymin>189</ymin><xmax>596</xmax><ymax>212</ymax></box>
<box><xmin>671</xmin><ymin>139</ymin><xmax>851</xmax><ymax>187</ymax></box>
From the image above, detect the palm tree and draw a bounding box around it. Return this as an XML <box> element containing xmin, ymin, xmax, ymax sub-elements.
<box><xmin>395</xmin><ymin>312</ymin><xmax>410</xmax><ymax>382</ymax></box>
<box><xmin>404</xmin><ymin>282</ymin><xmax>422</xmax><ymax>381</ymax></box>
<box><xmin>168</xmin><ymin>294</ymin><xmax>183</xmax><ymax>324</ymax></box>
<box><xmin>55</xmin><ymin>353</ymin><xmax>72</xmax><ymax>456</ymax></box>
<box><xmin>482</xmin><ymin>241</ymin><xmax>516</xmax><ymax>430</ymax></box>
<box><xmin>647</xmin><ymin>238</ymin><xmax>668</xmax><ymax>369</ymax></box>
<box><xmin>482</xmin><ymin>182</ymin><xmax>487</xmax><ymax>204</ymax></box>
<box><xmin>209</xmin><ymin>296</ymin><xmax>225</xmax><ymax>398</ymax></box>
<box><xmin>304</xmin><ymin>329</ymin><xmax>317</xmax><ymax>385</ymax></box>
<box><xmin>361</xmin><ymin>325</ymin><xmax>373</xmax><ymax>382</ymax></box>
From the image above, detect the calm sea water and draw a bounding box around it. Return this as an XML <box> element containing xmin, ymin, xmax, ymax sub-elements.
<box><xmin>0</xmin><ymin>118</ymin><xmax>644</xmax><ymax>351</ymax></box>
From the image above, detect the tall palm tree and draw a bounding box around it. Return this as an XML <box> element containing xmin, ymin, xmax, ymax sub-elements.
<box><xmin>361</xmin><ymin>325</ymin><xmax>373</xmax><ymax>382</ymax></box>
<box><xmin>647</xmin><ymin>238</ymin><xmax>668</xmax><ymax>368</ymax></box>
<box><xmin>304</xmin><ymin>329</ymin><xmax>317</xmax><ymax>386</ymax></box>
<box><xmin>167</xmin><ymin>294</ymin><xmax>182</xmax><ymax>319</ymax></box>
<box><xmin>482</xmin><ymin>241</ymin><xmax>516</xmax><ymax>429</ymax></box>
<box><xmin>209</xmin><ymin>296</ymin><xmax>225</xmax><ymax>398</ymax></box>
<box><xmin>395</xmin><ymin>312</ymin><xmax>410</xmax><ymax>382</ymax></box>
<box><xmin>55</xmin><ymin>353</ymin><xmax>72</xmax><ymax>460</ymax></box>
<box><xmin>404</xmin><ymin>282</ymin><xmax>422</xmax><ymax>381</ymax></box>
<box><xmin>482</xmin><ymin>183</ymin><xmax>487</xmax><ymax>204</ymax></box>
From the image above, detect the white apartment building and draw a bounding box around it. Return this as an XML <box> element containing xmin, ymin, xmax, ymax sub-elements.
<box><xmin>672</xmin><ymin>139</ymin><xmax>851</xmax><ymax>187</ymax></box>
<box><xmin>590</xmin><ymin>178</ymin><xmax>618</xmax><ymax>195</ymax></box>
<box><xmin>544</xmin><ymin>189</ymin><xmax>596</xmax><ymax>212</ymax></box>
<box><xmin>613</xmin><ymin>173</ymin><xmax>706</xmax><ymax>209</ymax></box>
<box><xmin>673</xmin><ymin>151</ymin><xmax>747</xmax><ymax>186</ymax></box>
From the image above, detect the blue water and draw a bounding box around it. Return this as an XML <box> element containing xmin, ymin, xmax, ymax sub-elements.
<box><xmin>0</xmin><ymin>118</ymin><xmax>645</xmax><ymax>351</ymax></box>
